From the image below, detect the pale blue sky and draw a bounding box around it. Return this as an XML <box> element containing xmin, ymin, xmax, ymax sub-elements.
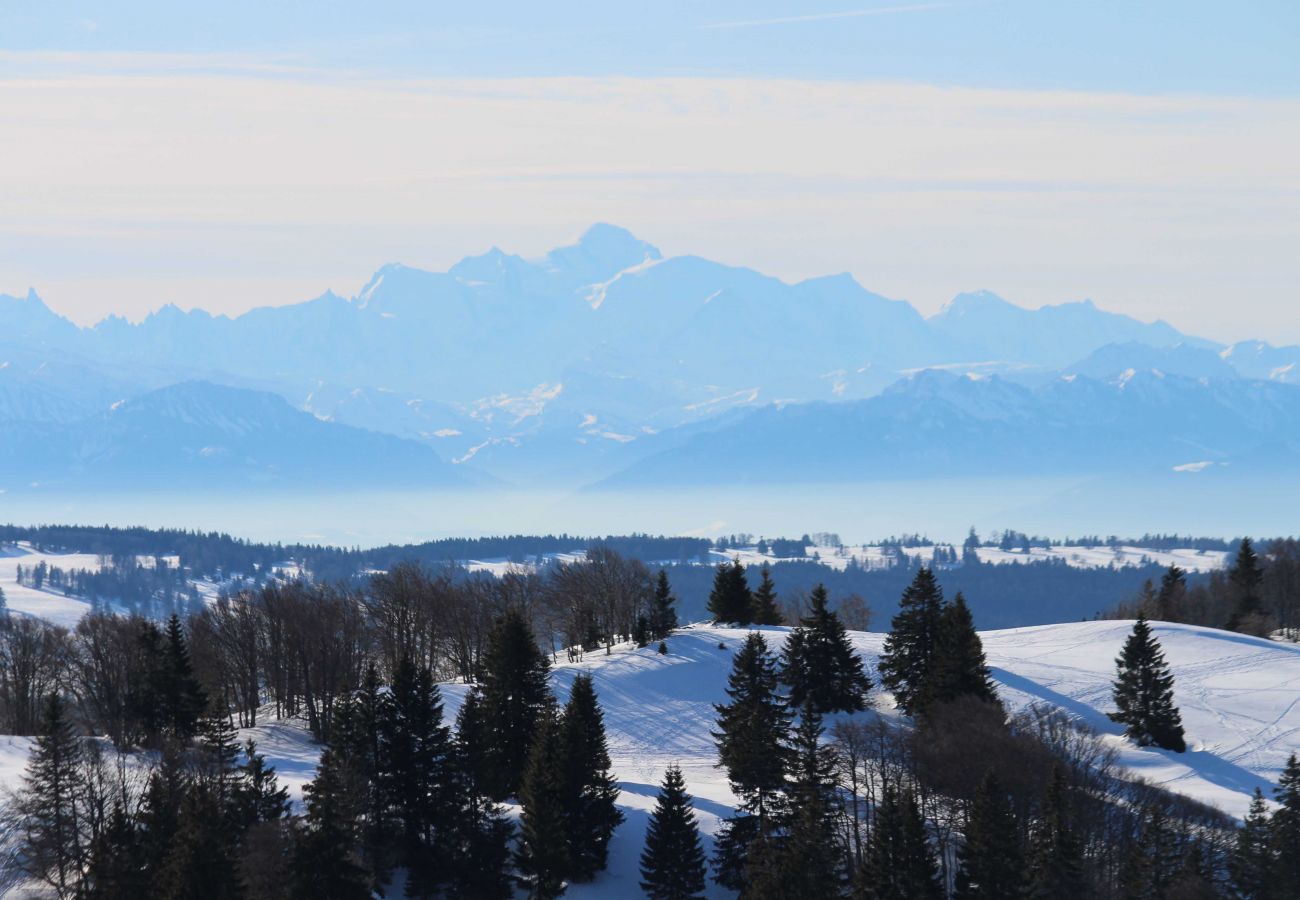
<box><xmin>3</xmin><ymin>2</ymin><xmax>1299</xmax><ymax>340</ymax></box>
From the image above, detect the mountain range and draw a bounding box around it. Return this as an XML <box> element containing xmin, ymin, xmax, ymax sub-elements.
<box><xmin>3</xmin><ymin>223</ymin><xmax>1300</xmax><ymax>492</ymax></box>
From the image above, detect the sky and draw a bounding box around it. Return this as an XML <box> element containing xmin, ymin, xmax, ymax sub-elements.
<box><xmin>2</xmin><ymin>1</ymin><xmax>1299</xmax><ymax>341</ymax></box>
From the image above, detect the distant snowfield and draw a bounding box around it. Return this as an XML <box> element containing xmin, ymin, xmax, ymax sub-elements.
<box><xmin>0</xmin><ymin>620</ymin><xmax>1294</xmax><ymax>898</ymax></box>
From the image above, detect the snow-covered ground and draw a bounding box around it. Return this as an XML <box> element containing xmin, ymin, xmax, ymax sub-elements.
<box><xmin>0</xmin><ymin>619</ymin><xmax>1293</xmax><ymax>897</ymax></box>
<box><xmin>0</xmin><ymin>543</ymin><xmax>101</xmax><ymax>627</ymax></box>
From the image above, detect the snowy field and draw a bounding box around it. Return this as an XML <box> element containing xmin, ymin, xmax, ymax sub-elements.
<box><xmin>0</xmin><ymin>543</ymin><xmax>100</xmax><ymax>627</ymax></box>
<box><xmin>0</xmin><ymin>620</ymin><xmax>1294</xmax><ymax>896</ymax></box>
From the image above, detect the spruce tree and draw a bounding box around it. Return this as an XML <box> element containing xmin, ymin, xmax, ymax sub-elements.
<box><xmin>854</xmin><ymin>786</ymin><xmax>942</xmax><ymax>900</ymax></box>
<box><xmin>1155</xmin><ymin>565</ymin><xmax>1187</xmax><ymax>621</ymax></box>
<box><xmin>639</xmin><ymin>764</ymin><xmax>707</xmax><ymax>900</ymax></box>
<box><xmin>780</xmin><ymin>584</ymin><xmax>872</xmax><ymax>714</ymax></box>
<box><xmin>1025</xmin><ymin>767</ymin><xmax>1084</xmax><ymax>900</ymax></box>
<box><xmin>330</xmin><ymin>665</ymin><xmax>390</xmax><ymax>885</ymax></box>
<box><xmin>878</xmin><ymin>567</ymin><xmax>946</xmax><ymax>715</ymax></box>
<box><xmin>480</xmin><ymin>608</ymin><xmax>556</xmax><ymax>800</ymax></box>
<box><xmin>775</xmin><ymin>703</ymin><xmax>847</xmax><ymax>896</ymax></box>
<box><xmin>136</xmin><ymin>749</ymin><xmax>187</xmax><ymax>881</ymax></box>
<box><xmin>750</xmin><ymin>564</ymin><xmax>784</xmax><ymax>625</ymax></box>
<box><xmin>1232</xmin><ymin>789</ymin><xmax>1274</xmax><ymax>900</ymax></box>
<box><xmin>955</xmin><ymin>771</ymin><xmax>1023</xmax><ymax>900</ymax></box>
<box><xmin>706</xmin><ymin>560</ymin><xmax>753</xmax><ymax>624</ymax></box>
<box><xmin>1109</xmin><ymin>615</ymin><xmax>1187</xmax><ymax>752</ymax></box>
<box><xmin>558</xmin><ymin>674</ymin><xmax>624</xmax><ymax>881</ymax></box>
<box><xmin>648</xmin><ymin>569</ymin><xmax>679</xmax><ymax>639</ymax></box>
<box><xmin>515</xmin><ymin>714</ymin><xmax>570</xmax><ymax>899</ymax></box>
<box><xmin>155</xmin><ymin>782</ymin><xmax>242</xmax><ymax>900</ymax></box>
<box><xmin>231</xmin><ymin>740</ymin><xmax>291</xmax><ymax>831</ymax></box>
<box><xmin>712</xmin><ymin>632</ymin><xmax>792</xmax><ymax>888</ymax></box>
<box><xmin>81</xmin><ymin>803</ymin><xmax>148</xmax><ymax>899</ymax></box>
<box><xmin>919</xmin><ymin>593</ymin><xmax>998</xmax><ymax>713</ymax></box>
<box><xmin>196</xmin><ymin>705</ymin><xmax>242</xmax><ymax>810</ymax></box>
<box><xmin>292</xmin><ymin>746</ymin><xmax>371</xmax><ymax>900</ymax></box>
<box><xmin>447</xmin><ymin>690</ymin><xmax>514</xmax><ymax>900</ymax></box>
<box><xmin>161</xmin><ymin>614</ymin><xmax>207</xmax><ymax>742</ymax></box>
<box><xmin>1271</xmin><ymin>752</ymin><xmax>1300</xmax><ymax>890</ymax></box>
<box><xmin>17</xmin><ymin>693</ymin><xmax>87</xmax><ymax>898</ymax></box>
<box><xmin>1227</xmin><ymin>537</ymin><xmax>1265</xmax><ymax>631</ymax></box>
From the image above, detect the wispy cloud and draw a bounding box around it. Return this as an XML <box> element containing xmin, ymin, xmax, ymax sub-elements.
<box><xmin>701</xmin><ymin>2</ymin><xmax>966</xmax><ymax>30</ymax></box>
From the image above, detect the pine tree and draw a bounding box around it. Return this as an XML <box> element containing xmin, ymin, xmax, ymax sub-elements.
<box><xmin>1232</xmin><ymin>789</ymin><xmax>1274</xmax><ymax>900</ymax></box>
<box><xmin>854</xmin><ymin>786</ymin><xmax>942</xmax><ymax>900</ymax></box>
<box><xmin>774</xmin><ymin>703</ymin><xmax>846</xmax><ymax>896</ymax></box>
<box><xmin>515</xmin><ymin>714</ymin><xmax>570</xmax><ymax>899</ymax></box>
<box><xmin>81</xmin><ymin>803</ymin><xmax>148</xmax><ymax>899</ymax></box>
<box><xmin>196</xmin><ymin>704</ymin><xmax>242</xmax><ymax>810</ymax></box>
<box><xmin>17</xmin><ymin>693</ymin><xmax>87</xmax><ymax>898</ymax></box>
<box><xmin>878</xmin><ymin>567</ymin><xmax>946</xmax><ymax>715</ymax></box>
<box><xmin>161</xmin><ymin>614</ymin><xmax>207</xmax><ymax>742</ymax></box>
<box><xmin>648</xmin><ymin>569</ymin><xmax>680</xmax><ymax>639</ymax></box>
<box><xmin>919</xmin><ymin>593</ymin><xmax>998</xmax><ymax>713</ymax></box>
<box><xmin>1109</xmin><ymin>615</ymin><xmax>1187</xmax><ymax>752</ymax></box>
<box><xmin>154</xmin><ymin>782</ymin><xmax>242</xmax><ymax>900</ymax></box>
<box><xmin>1025</xmin><ymin>767</ymin><xmax>1084</xmax><ymax>900</ymax></box>
<box><xmin>780</xmin><ymin>584</ymin><xmax>872</xmax><ymax>714</ymax></box>
<box><xmin>136</xmin><ymin>749</ymin><xmax>187</xmax><ymax>880</ymax></box>
<box><xmin>954</xmin><ymin>771</ymin><xmax>1023</xmax><ymax>900</ymax></box>
<box><xmin>447</xmin><ymin>690</ymin><xmax>514</xmax><ymax>900</ymax></box>
<box><xmin>707</xmin><ymin>560</ymin><xmax>753</xmax><ymax>625</ymax></box>
<box><xmin>379</xmin><ymin>656</ymin><xmax>453</xmax><ymax>895</ymax></box>
<box><xmin>480</xmin><ymin>608</ymin><xmax>556</xmax><ymax>800</ymax></box>
<box><xmin>1271</xmin><ymin>752</ymin><xmax>1300</xmax><ymax>890</ymax></box>
<box><xmin>557</xmin><ymin>674</ymin><xmax>624</xmax><ymax>882</ymax></box>
<box><xmin>1227</xmin><ymin>537</ymin><xmax>1265</xmax><ymax>631</ymax></box>
<box><xmin>291</xmin><ymin>746</ymin><xmax>371</xmax><ymax>900</ymax></box>
<box><xmin>231</xmin><ymin>740</ymin><xmax>291</xmax><ymax>830</ymax></box>
<box><xmin>1155</xmin><ymin>565</ymin><xmax>1187</xmax><ymax>621</ymax></box>
<box><xmin>712</xmin><ymin>632</ymin><xmax>792</xmax><ymax>887</ymax></box>
<box><xmin>750</xmin><ymin>564</ymin><xmax>783</xmax><ymax>625</ymax></box>
<box><xmin>639</xmin><ymin>764</ymin><xmax>707</xmax><ymax>900</ymax></box>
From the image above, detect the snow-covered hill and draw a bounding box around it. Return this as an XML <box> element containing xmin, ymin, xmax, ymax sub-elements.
<box><xmin>0</xmin><ymin>620</ymin><xmax>1294</xmax><ymax>897</ymax></box>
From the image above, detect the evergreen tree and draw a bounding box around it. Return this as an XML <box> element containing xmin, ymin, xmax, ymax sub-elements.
<box><xmin>161</xmin><ymin>614</ymin><xmax>207</xmax><ymax>742</ymax></box>
<box><xmin>196</xmin><ymin>705</ymin><xmax>242</xmax><ymax>810</ymax></box>
<box><xmin>1155</xmin><ymin>565</ymin><xmax>1187</xmax><ymax>621</ymax></box>
<box><xmin>854</xmin><ymin>786</ymin><xmax>942</xmax><ymax>900</ymax></box>
<box><xmin>1109</xmin><ymin>615</ymin><xmax>1187</xmax><ymax>752</ymax></box>
<box><xmin>1118</xmin><ymin>808</ymin><xmax>1182</xmax><ymax>900</ymax></box>
<box><xmin>707</xmin><ymin>560</ymin><xmax>753</xmax><ymax>625</ymax></box>
<box><xmin>712</xmin><ymin>632</ymin><xmax>792</xmax><ymax>888</ymax></box>
<box><xmin>774</xmin><ymin>703</ymin><xmax>846</xmax><ymax>896</ymax></box>
<box><xmin>16</xmin><ymin>693</ymin><xmax>87</xmax><ymax>898</ymax></box>
<box><xmin>1271</xmin><ymin>752</ymin><xmax>1300</xmax><ymax>891</ymax></box>
<box><xmin>331</xmin><ymin>662</ymin><xmax>388</xmax><ymax>884</ymax></box>
<box><xmin>379</xmin><ymin>656</ymin><xmax>453</xmax><ymax>896</ymax></box>
<box><xmin>292</xmin><ymin>746</ymin><xmax>371</xmax><ymax>900</ymax></box>
<box><xmin>136</xmin><ymin>749</ymin><xmax>188</xmax><ymax>881</ymax></box>
<box><xmin>154</xmin><ymin>782</ymin><xmax>242</xmax><ymax>900</ymax></box>
<box><xmin>919</xmin><ymin>593</ymin><xmax>998</xmax><ymax>713</ymax></box>
<box><xmin>954</xmin><ymin>771</ymin><xmax>1023</xmax><ymax>900</ymax></box>
<box><xmin>780</xmin><ymin>584</ymin><xmax>872</xmax><ymax>714</ymax></box>
<box><xmin>480</xmin><ymin>608</ymin><xmax>556</xmax><ymax>800</ymax></box>
<box><xmin>878</xmin><ymin>567</ymin><xmax>946</xmax><ymax>715</ymax></box>
<box><xmin>750</xmin><ymin>564</ymin><xmax>783</xmax><ymax>626</ymax></box>
<box><xmin>639</xmin><ymin>764</ymin><xmax>707</xmax><ymax>900</ymax></box>
<box><xmin>230</xmin><ymin>740</ymin><xmax>291</xmax><ymax>831</ymax></box>
<box><xmin>1227</xmin><ymin>537</ymin><xmax>1265</xmax><ymax>631</ymax></box>
<box><xmin>447</xmin><ymin>690</ymin><xmax>514</xmax><ymax>900</ymax></box>
<box><xmin>557</xmin><ymin>674</ymin><xmax>624</xmax><ymax>882</ymax></box>
<box><xmin>1232</xmin><ymin>789</ymin><xmax>1274</xmax><ymax>900</ymax></box>
<box><xmin>1025</xmin><ymin>767</ymin><xmax>1084</xmax><ymax>900</ymax></box>
<box><xmin>648</xmin><ymin>569</ymin><xmax>680</xmax><ymax>639</ymax></box>
<box><xmin>81</xmin><ymin>804</ymin><xmax>148</xmax><ymax>899</ymax></box>
<box><xmin>515</xmin><ymin>714</ymin><xmax>570</xmax><ymax>899</ymax></box>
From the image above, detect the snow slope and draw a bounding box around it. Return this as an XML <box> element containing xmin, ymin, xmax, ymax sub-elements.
<box><xmin>0</xmin><ymin>621</ymin><xmax>1294</xmax><ymax>898</ymax></box>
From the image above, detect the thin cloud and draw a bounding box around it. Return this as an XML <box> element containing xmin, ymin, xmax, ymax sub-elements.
<box><xmin>701</xmin><ymin>2</ymin><xmax>966</xmax><ymax>30</ymax></box>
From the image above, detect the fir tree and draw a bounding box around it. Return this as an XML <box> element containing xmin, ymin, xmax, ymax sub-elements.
<box><xmin>1155</xmin><ymin>565</ymin><xmax>1187</xmax><ymax>621</ymax></box>
<box><xmin>292</xmin><ymin>746</ymin><xmax>371</xmax><ymax>900</ymax></box>
<box><xmin>558</xmin><ymin>674</ymin><xmax>624</xmax><ymax>882</ymax></box>
<box><xmin>712</xmin><ymin>632</ymin><xmax>792</xmax><ymax>888</ymax></box>
<box><xmin>447</xmin><ymin>689</ymin><xmax>514</xmax><ymax>900</ymax></box>
<box><xmin>780</xmin><ymin>583</ymin><xmax>872</xmax><ymax>714</ymax></box>
<box><xmin>954</xmin><ymin>771</ymin><xmax>1023</xmax><ymax>900</ymax></box>
<box><xmin>750</xmin><ymin>564</ymin><xmax>783</xmax><ymax>626</ymax></box>
<box><xmin>919</xmin><ymin>593</ymin><xmax>998</xmax><ymax>713</ymax></box>
<box><xmin>161</xmin><ymin>614</ymin><xmax>207</xmax><ymax>742</ymax></box>
<box><xmin>639</xmin><ymin>764</ymin><xmax>707</xmax><ymax>900</ymax></box>
<box><xmin>774</xmin><ymin>703</ymin><xmax>846</xmax><ymax>896</ymax></box>
<box><xmin>136</xmin><ymin>749</ymin><xmax>187</xmax><ymax>880</ymax></box>
<box><xmin>16</xmin><ymin>693</ymin><xmax>87</xmax><ymax>898</ymax></box>
<box><xmin>648</xmin><ymin>569</ymin><xmax>680</xmax><ymax>639</ymax></box>
<box><xmin>1109</xmin><ymin>615</ymin><xmax>1187</xmax><ymax>752</ymax></box>
<box><xmin>1025</xmin><ymin>767</ymin><xmax>1084</xmax><ymax>900</ymax></box>
<box><xmin>515</xmin><ymin>714</ymin><xmax>571</xmax><ymax>899</ymax></box>
<box><xmin>230</xmin><ymin>740</ymin><xmax>291</xmax><ymax>830</ymax></box>
<box><xmin>878</xmin><ymin>567</ymin><xmax>946</xmax><ymax>715</ymax></box>
<box><xmin>1227</xmin><ymin>537</ymin><xmax>1265</xmax><ymax>631</ymax></box>
<box><xmin>854</xmin><ymin>786</ymin><xmax>942</xmax><ymax>900</ymax></box>
<box><xmin>154</xmin><ymin>782</ymin><xmax>242</xmax><ymax>900</ymax></box>
<box><xmin>196</xmin><ymin>705</ymin><xmax>242</xmax><ymax>809</ymax></box>
<box><xmin>707</xmin><ymin>560</ymin><xmax>753</xmax><ymax>625</ymax></box>
<box><xmin>330</xmin><ymin>665</ymin><xmax>390</xmax><ymax>887</ymax></box>
<box><xmin>480</xmin><ymin>607</ymin><xmax>556</xmax><ymax>800</ymax></box>
<box><xmin>81</xmin><ymin>804</ymin><xmax>148</xmax><ymax>899</ymax></box>
<box><xmin>1271</xmin><ymin>752</ymin><xmax>1300</xmax><ymax>890</ymax></box>
<box><xmin>1232</xmin><ymin>789</ymin><xmax>1274</xmax><ymax>900</ymax></box>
